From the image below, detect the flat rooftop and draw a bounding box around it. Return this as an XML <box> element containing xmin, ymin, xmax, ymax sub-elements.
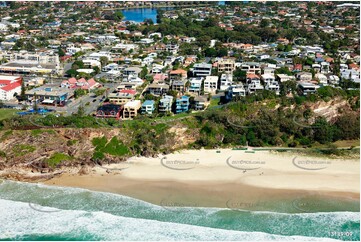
<box><xmin>1</xmin><ymin>62</ymin><xmax>57</xmax><ymax>69</ymax></box>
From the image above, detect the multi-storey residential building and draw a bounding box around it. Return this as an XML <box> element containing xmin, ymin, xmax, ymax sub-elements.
<box><xmin>159</xmin><ymin>95</ymin><xmax>173</xmax><ymax>113</ymax></box>
<box><xmin>230</xmin><ymin>84</ymin><xmax>246</xmax><ymax>97</ymax></box>
<box><xmin>166</xmin><ymin>44</ymin><xmax>179</xmax><ymax>54</ymax></box>
<box><xmin>296</xmin><ymin>72</ymin><xmax>313</xmax><ymax>82</ymax></box>
<box><xmin>188</xmin><ymin>77</ymin><xmax>203</xmax><ymax>94</ymax></box>
<box><xmin>175</xmin><ymin>95</ymin><xmax>190</xmax><ymax>114</ymax></box>
<box><xmin>276</xmin><ymin>74</ymin><xmax>294</xmax><ymax>83</ymax></box>
<box><xmin>240</xmin><ymin>62</ymin><xmax>261</xmax><ymax>74</ymax></box>
<box><xmin>261</xmin><ymin>74</ymin><xmax>275</xmax><ymax>85</ymax></box>
<box><xmin>0</xmin><ymin>50</ymin><xmax>59</xmax><ymax>64</ymax></box>
<box><xmin>169</xmin><ymin>69</ymin><xmax>187</xmax><ymax>83</ymax></box>
<box><xmin>96</xmin><ymin>104</ymin><xmax>123</xmax><ymax>119</ymax></box>
<box><xmin>171</xmin><ymin>80</ymin><xmax>187</xmax><ymax>93</ymax></box>
<box><xmin>141</xmin><ymin>100</ymin><xmax>155</xmax><ymax>115</ymax></box>
<box><xmin>246</xmin><ymin>74</ymin><xmax>263</xmax><ymax>94</ymax></box>
<box><xmin>146</xmin><ymin>83</ymin><xmax>169</xmax><ymax>96</ymax></box>
<box><xmin>194</xmin><ymin>96</ymin><xmax>208</xmax><ymax>110</ymax></box>
<box><xmin>123</xmin><ymin>100</ymin><xmax>141</xmax><ymax>119</ymax></box>
<box><xmin>204</xmin><ymin>76</ymin><xmax>218</xmax><ymax>94</ymax></box>
<box><xmin>108</xmin><ymin>90</ymin><xmax>136</xmax><ymax>105</ymax></box>
<box><xmin>219</xmin><ymin>73</ymin><xmax>233</xmax><ymax>91</ymax></box>
<box><xmin>298</xmin><ymin>82</ymin><xmax>319</xmax><ymax>95</ymax></box>
<box><xmin>265</xmin><ymin>81</ymin><xmax>280</xmax><ymax>95</ymax></box>
<box><xmin>218</xmin><ymin>59</ymin><xmax>235</xmax><ymax>74</ymax></box>
<box><xmin>193</xmin><ymin>63</ymin><xmax>212</xmax><ymax>77</ymax></box>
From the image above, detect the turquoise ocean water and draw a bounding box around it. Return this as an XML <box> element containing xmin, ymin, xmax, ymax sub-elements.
<box><xmin>0</xmin><ymin>180</ymin><xmax>359</xmax><ymax>241</ymax></box>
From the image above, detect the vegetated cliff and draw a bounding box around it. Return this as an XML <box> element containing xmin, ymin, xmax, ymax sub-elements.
<box><xmin>0</xmin><ymin>97</ymin><xmax>358</xmax><ymax>181</ymax></box>
<box><xmin>0</xmin><ymin>124</ymin><xmax>197</xmax><ymax>181</ymax></box>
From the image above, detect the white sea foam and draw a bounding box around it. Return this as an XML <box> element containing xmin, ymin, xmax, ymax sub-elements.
<box><xmin>0</xmin><ymin>199</ymin><xmax>342</xmax><ymax>241</ymax></box>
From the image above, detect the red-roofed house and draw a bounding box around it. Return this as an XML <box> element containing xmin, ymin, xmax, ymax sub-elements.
<box><xmin>61</xmin><ymin>78</ymin><xmax>101</xmax><ymax>90</ymax></box>
<box><xmin>153</xmin><ymin>73</ymin><xmax>167</xmax><ymax>83</ymax></box>
<box><xmin>349</xmin><ymin>63</ymin><xmax>360</xmax><ymax>71</ymax></box>
<box><xmin>293</xmin><ymin>64</ymin><xmax>303</xmax><ymax>72</ymax></box>
<box><xmin>0</xmin><ymin>75</ymin><xmax>22</xmax><ymax>100</ymax></box>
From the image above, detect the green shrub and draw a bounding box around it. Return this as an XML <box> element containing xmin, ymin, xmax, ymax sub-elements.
<box><xmin>67</xmin><ymin>140</ymin><xmax>78</xmax><ymax>146</ymax></box>
<box><xmin>46</xmin><ymin>153</ymin><xmax>73</xmax><ymax>167</ymax></box>
<box><xmin>92</xmin><ymin>136</ymin><xmax>129</xmax><ymax>157</ymax></box>
<box><xmin>92</xmin><ymin>151</ymin><xmax>105</xmax><ymax>161</ymax></box>
<box><xmin>13</xmin><ymin>144</ymin><xmax>36</xmax><ymax>156</ymax></box>
<box><xmin>0</xmin><ymin>150</ymin><xmax>6</xmax><ymax>157</ymax></box>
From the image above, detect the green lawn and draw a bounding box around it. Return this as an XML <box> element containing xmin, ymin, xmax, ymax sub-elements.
<box><xmin>209</xmin><ymin>97</ymin><xmax>220</xmax><ymax>107</ymax></box>
<box><xmin>0</xmin><ymin>109</ymin><xmax>18</xmax><ymax>121</ymax></box>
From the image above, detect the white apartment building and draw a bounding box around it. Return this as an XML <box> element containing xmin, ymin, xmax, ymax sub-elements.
<box><xmin>219</xmin><ymin>73</ymin><xmax>233</xmax><ymax>91</ymax></box>
<box><xmin>204</xmin><ymin>76</ymin><xmax>218</xmax><ymax>94</ymax></box>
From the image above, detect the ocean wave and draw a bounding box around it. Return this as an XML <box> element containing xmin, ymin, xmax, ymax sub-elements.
<box><xmin>0</xmin><ymin>180</ymin><xmax>359</xmax><ymax>241</ymax></box>
<box><xmin>0</xmin><ymin>199</ymin><xmax>342</xmax><ymax>241</ymax></box>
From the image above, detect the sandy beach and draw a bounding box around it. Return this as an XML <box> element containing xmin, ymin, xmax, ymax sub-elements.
<box><xmin>44</xmin><ymin>149</ymin><xmax>360</xmax><ymax>208</ymax></box>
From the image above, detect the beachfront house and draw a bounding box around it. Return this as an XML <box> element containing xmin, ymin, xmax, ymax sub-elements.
<box><xmin>188</xmin><ymin>77</ymin><xmax>203</xmax><ymax>94</ymax></box>
<box><xmin>159</xmin><ymin>95</ymin><xmax>173</xmax><ymax>114</ymax></box>
<box><xmin>175</xmin><ymin>95</ymin><xmax>190</xmax><ymax>114</ymax></box>
<box><xmin>141</xmin><ymin>100</ymin><xmax>155</xmax><ymax>115</ymax></box>
<box><xmin>298</xmin><ymin>82</ymin><xmax>319</xmax><ymax>95</ymax></box>
<box><xmin>204</xmin><ymin>76</ymin><xmax>218</xmax><ymax>94</ymax></box>
<box><xmin>146</xmin><ymin>83</ymin><xmax>169</xmax><ymax>96</ymax></box>
<box><xmin>123</xmin><ymin>100</ymin><xmax>141</xmax><ymax>119</ymax></box>
<box><xmin>219</xmin><ymin>73</ymin><xmax>233</xmax><ymax>91</ymax></box>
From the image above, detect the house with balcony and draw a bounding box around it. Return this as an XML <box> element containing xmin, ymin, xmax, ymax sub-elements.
<box><xmin>341</xmin><ymin>69</ymin><xmax>360</xmax><ymax>83</ymax></box>
<box><xmin>204</xmin><ymin>76</ymin><xmax>218</xmax><ymax>94</ymax></box>
<box><xmin>315</xmin><ymin>73</ymin><xmax>328</xmax><ymax>85</ymax></box>
<box><xmin>193</xmin><ymin>63</ymin><xmax>212</xmax><ymax>77</ymax></box>
<box><xmin>117</xmin><ymin>82</ymin><xmax>138</xmax><ymax>91</ymax></box>
<box><xmin>326</xmin><ymin>74</ymin><xmax>340</xmax><ymax>86</ymax></box>
<box><xmin>169</xmin><ymin>69</ymin><xmax>187</xmax><ymax>84</ymax></box>
<box><xmin>194</xmin><ymin>96</ymin><xmax>208</xmax><ymax>110</ymax></box>
<box><xmin>217</xmin><ymin>59</ymin><xmax>235</xmax><ymax>74</ymax></box>
<box><xmin>261</xmin><ymin>73</ymin><xmax>275</xmax><ymax>85</ymax></box>
<box><xmin>123</xmin><ymin>100</ymin><xmax>141</xmax><ymax>119</ymax></box>
<box><xmin>224</xmin><ymin>84</ymin><xmax>246</xmax><ymax>102</ymax></box>
<box><xmin>146</xmin><ymin>83</ymin><xmax>169</xmax><ymax>96</ymax></box>
<box><xmin>108</xmin><ymin>89</ymin><xmax>136</xmax><ymax>105</ymax></box>
<box><xmin>188</xmin><ymin>77</ymin><xmax>203</xmax><ymax>94</ymax></box>
<box><xmin>230</xmin><ymin>84</ymin><xmax>246</xmax><ymax>97</ymax></box>
<box><xmin>96</xmin><ymin>104</ymin><xmax>123</xmax><ymax>119</ymax></box>
<box><xmin>123</xmin><ymin>67</ymin><xmax>142</xmax><ymax>77</ymax></box>
<box><xmin>276</xmin><ymin>74</ymin><xmax>294</xmax><ymax>83</ymax></box>
<box><xmin>166</xmin><ymin>44</ymin><xmax>179</xmax><ymax>54</ymax></box>
<box><xmin>246</xmin><ymin>74</ymin><xmax>263</xmax><ymax>94</ymax></box>
<box><xmin>159</xmin><ymin>95</ymin><xmax>173</xmax><ymax>114</ymax></box>
<box><xmin>246</xmin><ymin>73</ymin><xmax>260</xmax><ymax>84</ymax></box>
<box><xmin>263</xmin><ymin>67</ymin><xmax>275</xmax><ymax>75</ymax></box>
<box><xmin>171</xmin><ymin>79</ymin><xmax>187</xmax><ymax>93</ymax></box>
<box><xmin>240</xmin><ymin>62</ymin><xmax>261</xmax><ymax>74</ymax></box>
<box><xmin>141</xmin><ymin>100</ymin><xmax>155</xmax><ymax>115</ymax></box>
<box><xmin>102</xmin><ymin>63</ymin><xmax>119</xmax><ymax>72</ymax></box>
<box><xmin>219</xmin><ymin>73</ymin><xmax>233</xmax><ymax>91</ymax></box>
<box><xmin>265</xmin><ymin>81</ymin><xmax>280</xmax><ymax>95</ymax></box>
<box><xmin>296</xmin><ymin>72</ymin><xmax>313</xmax><ymax>82</ymax></box>
<box><xmin>175</xmin><ymin>95</ymin><xmax>190</xmax><ymax>114</ymax></box>
<box><xmin>247</xmin><ymin>81</ymin><xmax>264</xmax><ymax>94</ymax></box>
<box><xmin>298</xmin><ymin>82</ymin><xmax>319</xmax><ymax>95</ymax></box>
